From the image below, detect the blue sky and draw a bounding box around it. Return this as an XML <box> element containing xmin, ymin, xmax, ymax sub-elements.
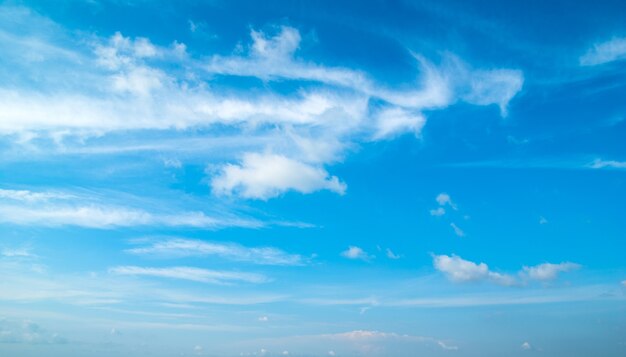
<box><xmin>1</xmin><ymin>0</ymin><xmax>625</xmax><ymax>356</ymax></box>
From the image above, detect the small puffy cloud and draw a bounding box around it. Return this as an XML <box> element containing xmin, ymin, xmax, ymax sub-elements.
<box><xmin>589</xmin><ymin>159</ymin><xmax>626</xmax><ymax>169</ymax></box>
<box><xmin>521</xmin><ymin>342</ymin><xmax>532</xmax><ymax>350</ymax></box>
<box><xmin>450</xmin><ymin>222</ymin><xmax>465</xmax><ymax>237</ymax></box>
<box><xmin>580</xmin><ymin>37</ymin><xmax>626</xmax><ymax>66</ymax></box>
<box><xmin>341</xmin><ymin>246</ymin><xmax>372</xmax><ymax>261</ymax></box>
<box><xmin>211</xmin><ymin>153</ymin><xmax>346</xmax><ymax>200</ymax></box>
<box><xmin>282</xmin><ymin>351</ymin><xmax>289</xmax><ymax>355</ymax></box>
<box><xmin>109</xmin><ymin>266</ymin><xmax>269</xmax><ymax>284</ymax></box>
<box><xmin>432</xmin><ymin>254</ymin><xmax>515</xmax><ymax>286</ymax></box>
<box><xmin>429</xmin><ymin>207</ymin><xmax>446</xmax><ymax>216</ymax></box>
<box><xmin>521</xmin><ymin>262</ymin><xmax>580</xmax><ymax>282</ymax></box>
<box><xmin>436</xmin><ymin>193</ymin><xmax>455</xmax><ymax>208</ymax></box>
<box><xmin>328</xmin><ymin>351</ymin><xmax>336</xmax><ymax>356</ymax></box>
<box><xmin>258</xmin><ymin>316</ymin><xmax>269</xmax><ymax>322</ymax></box>
<box><xmin>386</xmin><ymin>248</ymin><xmax>401</xmax><ymax>260</ymax></box>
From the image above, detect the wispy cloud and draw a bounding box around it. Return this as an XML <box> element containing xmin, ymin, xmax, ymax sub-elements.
<box><xmin>126</xmin><ymin>238</ymin><xmax>306</xmax><ymax>266</ymax></box>
<box><xmin>588</xmin><ymin>158</ymin><xmax>626</xmax><ymax>169</ymax></box>
<box><xmin>580</xmin><ymin>37</ymin><xmax>626</xmax><ymax>66</ymax></box>
<box><xmin>109</xmin><ymin>266</ymin><xmax>269</xmax><ymax>284</ymax></box>
<box><xmin>450</xmin><ymin>222</ymin><xmax>465</xmax><ymax>237</ymax></box>
<box><xmin>0</xmin><ymin>188</ymin><xmax>262</xmax><ymax>229</ymax></box>
<box><xmin>0</xmin><ymin>9</ymin><xmax>523</xmax><ymax>200</ymax></box>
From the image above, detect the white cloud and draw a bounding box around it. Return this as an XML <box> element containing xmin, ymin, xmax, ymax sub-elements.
<box><xmin>341</xmin><ymin>246</ymin><xmax>372</xmax><ymax>261</ymax></box>
<box><xmin>433</xmin><ymin>254</ymin><xmax>579</xmax><ymax>286</ymax></box>
<box><xmin>109</xmin><ymin>266</ymin><xmax>268</xmax><ymax>284</ymax></box>
<box><xmin>1</xmin><ymin>247</ymin><xmax>34</xmax><ymax>258</ymax></box>
<box><xmin>0</xmin><ymin>188</ymin><xmax>73</xmax><ymax>202</ymax></box>
<box><xmin>372</xmin><ymin>108</ymin><xmax>425</xmax><ymax>140</ymax></box>
<box><xmin>0</xmin><ymin>11</ymin><xmax>524</xmax><ymax>202</ymax></box>
<box><xmin>435</xmin><ymin>193</ymin><xmax>456</xmax><ymax>209</ymax></box>
<box><xmin>580</xmin><ymin>37</ymin><xmax>626</xmax><ymax>66</ymax></box>
<box><xmin>258</xmin><ymin>316</ymin><xmax>269</xmax><ymax>322</ymax></box>
<box><xmin>450</xmin><ymin>222</ymin><xmax>465</xmax><ymax>237</ymax></box>
<box><xmin>0</xmin><ymin>203</ymin><xmax>258</xmax><ymax>229</ymax></box>
<box><xmin>437</xmin><ymin>341</ymin><xmax>459</xmax><ymax>351</ymax></box>
<box><xmin>211</xmin><ymin>153</ymin><xmax>346</xmax><ymax>200</ymax></box>
<box><xmin>521</xmin><ymin>341</ymin><xmax>532</xmax><ymax>350</ymax></box>
<box><xmin>386</xmin><ymin>248</ymin><xmax>401</xmax><ymax>260</ymax></box>
<box><xmin>521</xmin><ymin>262</ymin><xmax>580</xmax><ymax>282</ymax></box>
<box><xmin>126</xmin><ymin>238</ymin><xmax>305</xmax><ymax>265</ymax></box>
<box><xmin>589</xmin><ymin>158</ymin><xmax>626</xmax><ymax>169</ymax></box>
<box><xmin>429</xmin><ymin>207</ymin><xmax>446</xmax><ymax>216</ymax></box>
<box><xmin>0</xmin><ymin>318</ymin><xmax>66</xmax><ymax>344</ymax></box>
<box><xmin>328</xmin><ymin>351</ymin><xmax>336</xmax><ymax>356</ymax></box>
<box><xmin>432</xmin><ymin>254</ymin><xmax>516</xmax><ymax>286</ymax></box>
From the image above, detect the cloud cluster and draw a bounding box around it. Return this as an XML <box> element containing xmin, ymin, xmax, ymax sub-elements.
<box><xmin>432</xmin><ymin>254</ymin><xmax>579</xmax><ymax>286</ymax></box>
<box><xmin>0</xmin><ymin>7</ymin><xmax>524</xmax><ymax>200</ymax></box>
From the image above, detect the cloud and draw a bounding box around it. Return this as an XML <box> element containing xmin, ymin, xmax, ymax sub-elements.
<box><xmin>1</xmin><ymin>247</ymin><xmax>34</xmax><ymax>258</ymax></box>
<box><xmin>258</xmin><ymin>316</ymin><xmax>269</xmax><ymax>322</ymax></box>
<box><xmin>580</xmin><ymin>37</ymin><xmax>626</xmax><ymax>66</ymax></box>
<box><xmin>539</xmin><ymin>216</ymin><xmax>548</xmax><ymax>225</ymax></box>
<box><xmin>211</xmin><ymin>152</ymin><xmax>346</xmax><ymax>199</ymax></box>
<box><xmin>341</xmin><ymin>246</ymin><xmax>373</xmax><ymax>261</ymax></box>
<box><xmin>433</xmin><ymin>254</ymin><xmax>580</xmax><ymax>286</ymax></box>
<box><xmin>0</xmin><ymin>318</ymin><xmax>67</xmax><ymax>344</ymax></box>
<box><xmin>521</xmin><ymin>341</ymin><xmax>532</xmax><ymax>350</ymax></box>
<box><xmin>0</xmin><ymin>188</ymin><xmax>73</xmax><ymax>202</ymax></box>
<box><xmin>0</xmin><ymin>10</ymin><xmax>523</xmax><ymax>202</ymax></box>
<box><xmin>429</xmin><ymin>207</ymin><xmax>446</xmax><ymax>216</ymax></box>
<box><xmin>109</xmin><ymin>266</ymin><xmax>269</xmax><ymax>284</ymax></box>
<box><xmin>435</xmin><ymin>193</ymin><xmax>456</xmax><ymax>209</ymax></box>
<box><xmin>450</xmin><ymin>222</ymin><xmax>465</xmax><ymax>237</ymax></box>
<box><xmin>386</xmin><ymin>248</ymin><xmax>401</xmax><ymax>260</ymax></box>
<box><xmin>621</xmin><ymin>280</ymin><xmax>626</xmax><ymax>287</ymax></box>
<box><xmin>521</xmin><ymin>262</ymin><xmax>580</xmax><ymax>282</ymax></box>
<box><xmin>588</xmin><ymin>158</ymin><xmax>626</xmax><ymax>169</ymax></box>
<box><xmin>324</xmin><ymin>330</ymin><xmax>458</xmax><ymax>351</ymax></box>
<box><xmin>126</xmin><ymin>238</ymin><xmax>305</xmax><ymax>266</ymax></box>
<box><xmin>371</xmin><ymin>108</ymin><xmax>425</xmax><ymax>140</ymax></box>
<box><xmin>432</xmin><ymin>254</ymin><xmax>516</xmax><ymax>286</ymax></box>
<box><xmin>0</xmin><ymin>203</ymin><xmax>258</xmax><ymax>229</ymax></box>
<box><xmin>0</xmin><ymin>188</ymin><xmax>262</xmax><ymax>229</ymax></box>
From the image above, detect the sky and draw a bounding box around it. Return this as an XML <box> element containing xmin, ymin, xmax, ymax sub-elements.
<box><xmin>0</xmin><ymin>0</ymin><xmax>625</xmax><ymax>356</ymax></box>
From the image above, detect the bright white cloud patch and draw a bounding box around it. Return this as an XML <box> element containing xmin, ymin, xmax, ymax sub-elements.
<box><xmin>433</xmin><ymin>254</ymin><xmax>579</xmax><ymax>286</ymax></box>
<box><xmin>211</xmin><ymin>153</ymin><xmax>346</xmax><ymax>200</ymax></box>
<box><xmin>521</xmin><ymin>341</ymin><xmax>532</xmax><ymax>350</ymax></box>
<box><xmin>126</xmin><ymin>238</ymin><xmax>305</xmax><ymax>266</ymax></box>
<box><xmin>580</xmin><ymin>37</ymin><xmax>626</xmax><ymax>66</ymax></box>
<box><xmin>341</xmin><ymin>246</ymin><xmax>372</xmax><ymax>261</ymax></box>
<box><xmin>430</xmin><ymin>207</ymin><xmax>446</xmax><ymax>216</ymax></box>
<box><xmin>372</xmin><ymin>108</ymin><xmax>426</xmax><ymax>140</ymax></box>
<box><xmin>109</xmin><ymin>266</ymin><xmax>269</xmax><ymax>284</ymax></box>
<box><xmin>436</xmin><ymin>193</ymin><xmax>457</xmax><ymax>209</ymax></box>
<box><xmin>521</xmin><ymin>262</ymin><xmax>580</xmax><ymax>282</ymax></box>
<box><xmin>433</xmin><ymin>254</ymin><xmax>514</xmax><ymax>285</ymax></box>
